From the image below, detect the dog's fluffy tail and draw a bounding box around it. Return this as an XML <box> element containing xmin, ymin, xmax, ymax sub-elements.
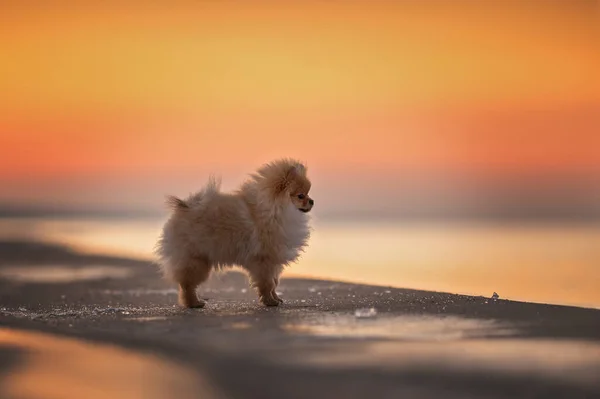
<box><xmin>165</xmin><ymin>174</ymin><xmax>222</xmax><ymax>212</ymax></box>
<box><xmin>165</xmin><ymin>195</ymin><xmax>189</xmax><ymax>211</ymax></box>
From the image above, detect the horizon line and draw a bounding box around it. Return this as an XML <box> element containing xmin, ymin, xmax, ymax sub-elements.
<box><xmin>1</xmin><ymin>203</ymin><xmax>599</xmax><ymax>224</ymax></box>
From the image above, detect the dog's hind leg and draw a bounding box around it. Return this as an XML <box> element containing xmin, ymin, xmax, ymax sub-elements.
<box><xmin>175</xmin><ymin>257</ymin><xmax>211</xmax><ymax>308</ymax></box>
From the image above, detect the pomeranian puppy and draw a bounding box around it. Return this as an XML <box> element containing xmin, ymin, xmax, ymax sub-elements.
<box><xmin>155</xmin><ymin>158</ymin><xmax>314</xmax><ymax>308</ymax></box>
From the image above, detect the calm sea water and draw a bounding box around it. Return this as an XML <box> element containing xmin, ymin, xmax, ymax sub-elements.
<box><xmin>1</xmin><ymin>216</ymin><xmax>598</xmax><ymax>309</ymax></box>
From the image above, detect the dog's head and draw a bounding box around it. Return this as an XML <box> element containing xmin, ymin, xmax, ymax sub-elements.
<box><xmin>254</xmin><ymin>159</ymin><xmax>314</xmax><ymax>213</ymax></box>
<box><xmin>288</xmin><ymin>168</ymin><xmax>314</xmax><ymax>213</ymax></box>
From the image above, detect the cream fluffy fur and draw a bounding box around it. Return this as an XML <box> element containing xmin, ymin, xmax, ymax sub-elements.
<box><xmin>155</xmin><ymin>158</ymin><xmax>314</xmax><ymax>308</ymax></box>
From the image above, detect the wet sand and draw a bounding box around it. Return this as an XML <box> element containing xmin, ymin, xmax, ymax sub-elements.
<box><xmin>1</xmin><ymin>240</ymin><xmax>599</xmax><ymax>399</ymax></box>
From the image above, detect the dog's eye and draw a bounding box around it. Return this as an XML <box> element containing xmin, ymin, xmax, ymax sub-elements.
<box><xmin>297</xmin><ymin>194</ymin><xmax>305</xmax><ymax>200</ymax></box>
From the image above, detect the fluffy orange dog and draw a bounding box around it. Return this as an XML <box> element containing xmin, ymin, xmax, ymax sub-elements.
<box><xmin>155</xmin><ymin>158</ymin><xmax>314</xmax><ymax>308</ymax></box>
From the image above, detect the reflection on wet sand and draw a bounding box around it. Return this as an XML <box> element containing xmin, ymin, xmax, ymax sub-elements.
<box><xmin>288</xmin><ymin>339</ymin><xmax>600</xmax><ymax>388</ymax></box>
<box><xmin>278</xmin><ymin>314</ymin><xmax>600</xmax><ymax>388</ymax></box>
<box><xmin>0</xmin><ymin>265</ymin><xmax>133</xmax><ymax>283</ymax></box>
<box><xmin>282</xmin><ymin>314</ymin><xmax>516</xmax><ymax>340</ymax></box>
<box><xmin>0</xmin><ymin>328</ymin><xmax>221</xmax><ymax>399</ymax></box>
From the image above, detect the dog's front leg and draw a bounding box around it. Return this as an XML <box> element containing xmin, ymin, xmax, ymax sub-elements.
<box><xmin>271</xmin><ymin>275</ymin><xmax>284</xmax><ymax>303</ymax></box>
<box><xmin>247</xmin><ymin>263</ymin><xmax>282</xmax><ymax>307</ymax></box>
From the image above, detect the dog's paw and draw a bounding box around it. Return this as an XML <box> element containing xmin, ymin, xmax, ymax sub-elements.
<box><xmin>273</xmin><ymin>292</ymin><xmax>284</xmax><ymax>303</ymax></box>
<box><xmin>260</xmin><ymin>295</ymin><xmax>280</xmax><ymax>307</ymax></box>
<box><xmin>180</xmin><ymin>297</ymin><xmax>206</xmax><ymax>309</ymax></box>
<box><xmin>188</xmin><ymin>300</ymin><xmax>206</xmax><ymax>309</ymax></box>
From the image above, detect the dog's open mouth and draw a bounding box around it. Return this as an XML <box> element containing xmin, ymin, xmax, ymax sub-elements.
<box><xmin>299</xmin><ymin>208</ymin><xmax>310</xmax><ymax>213</ymax></box>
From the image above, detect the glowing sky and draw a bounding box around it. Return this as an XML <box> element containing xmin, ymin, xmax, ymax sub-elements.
<box><xmin>1</xmin><ymin>1</ymin><xmax>598</xmax><ymax>216</ymax></box>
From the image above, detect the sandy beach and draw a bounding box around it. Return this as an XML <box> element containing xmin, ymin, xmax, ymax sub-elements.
<box><xmin>1</xmin><ymin>240</ymin><xmax>599</xmax><ymax>399</ymax></box>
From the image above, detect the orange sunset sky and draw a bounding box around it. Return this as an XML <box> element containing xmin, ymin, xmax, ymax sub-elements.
<box><xmin>0</xmin><ymin>1</ymin><xmax>599</xmax><ymax>217</ymax></box>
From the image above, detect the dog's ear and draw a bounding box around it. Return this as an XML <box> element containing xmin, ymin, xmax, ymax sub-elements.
<box><xmin>287</xmin><ymin>164</ymin><xmax>298</xmax><ymax>179</ymax></box>
<box><xmin>274</xmin><ymin>164</ymin><xmax>300</xmax><ymax>194</ymax></box>
<box><xmin>287</xmin><ymin>163</ymin><xmax>307</xmax><ymax>181</ymax></box>
<box><xmin>274</xmin><ymin>167</ymin><xmax>294</xmax><ymax>194</ymax></box>
<box><xmin>289</xmin><ymin>163</ymin><xmax>306</xmax><ymax>177</ymax></box>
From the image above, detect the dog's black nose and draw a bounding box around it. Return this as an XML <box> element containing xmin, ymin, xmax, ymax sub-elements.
<box><xmin>309</xmin><ymin>199</ymin><xmax>314</xmax><ymax>206</ymax></box>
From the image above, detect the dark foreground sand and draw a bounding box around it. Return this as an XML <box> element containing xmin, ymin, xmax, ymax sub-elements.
<box><xmin>1</xmin><ymin>240</ymin><xmax>599</xmax><ymax>399</ymax></box>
